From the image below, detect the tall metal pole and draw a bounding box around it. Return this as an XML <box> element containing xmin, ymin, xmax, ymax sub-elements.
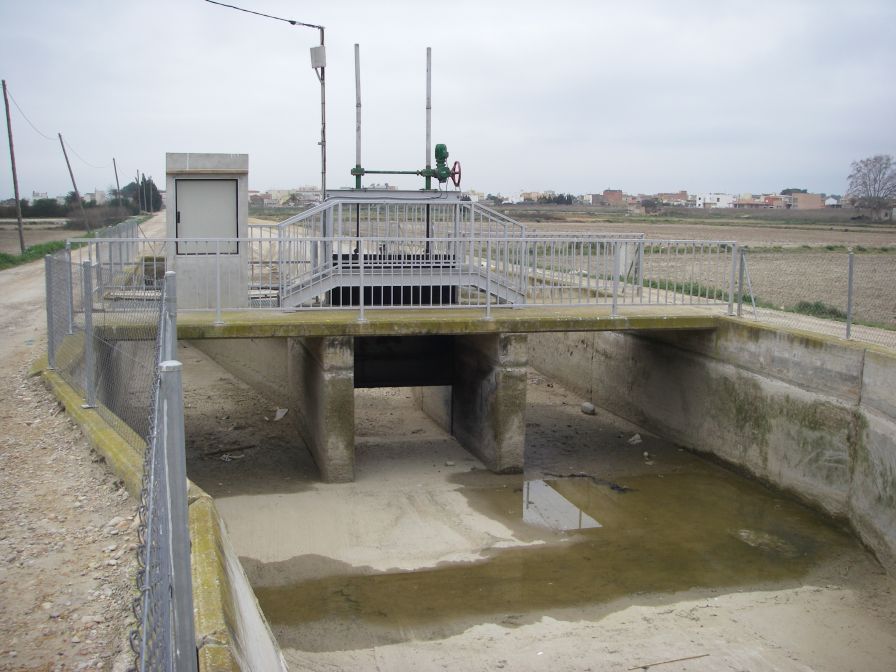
<box><xmin>425</xmin><ymin>47</ymin><xmax>432</xmax><ymax>191</ymax></box>
<box><xmin>2</xmin><ymin>80</ymin><xmax>26</xmax><ymax>254</ymax></box>
<box><xmin>318</xmin><ymin>27</ymin><xmax>326</xmax><ymax>202</ymax></box>
<box><xmin>59</xmin><ymin>133</ymin><xmax>91</xmax><ymax>232</ymax></box>
<box><xmin>135</xmin><ymin>171</ymin><xmax>140</xmax><ymax>210</ymax></box>
<box><xmin>354</xmin><ymin>43</ymin><xmax>362</xmax><ymax>190</ymax></box>
<box><xmin>112</xmin><ymin>157</ymin><xmax>121</xmax><ymax>204</ymax></box>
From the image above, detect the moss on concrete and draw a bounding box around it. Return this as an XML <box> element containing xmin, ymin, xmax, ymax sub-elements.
<box><xmin>41</xmin><ymin>369</ymin><xmax>145</xmax><ymax>497</ymax></box>
<box><xmin>39</xmin><ymin>365</ymin><xmax>265</xmax><ymax>671</ymax></box>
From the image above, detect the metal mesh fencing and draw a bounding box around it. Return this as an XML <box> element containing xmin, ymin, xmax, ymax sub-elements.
<box><xmin>738</xmin><ymin>248</ymin><xmax>896</xmax><ymax>349</ymax></box>
<box><xmin>44</xmin><ymin>243</ymin><xmax>196</xmax><ymax>672</ymax></box>
<box><xmin>130</xmin><ymin>275</ymin><xmax>196</xmax><ymax>672</ymax></box>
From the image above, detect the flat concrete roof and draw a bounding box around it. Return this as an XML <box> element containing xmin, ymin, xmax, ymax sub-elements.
<box><xmin>173</xmin><ymin>305</ymin><xmax>723</xmax><ymax>339</ymax></box>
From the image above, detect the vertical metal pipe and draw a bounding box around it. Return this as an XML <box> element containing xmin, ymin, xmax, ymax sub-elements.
<box><xmin>159</xmin><ymin>360</ymin><xmax>197</xmax><ymax>672</ymax></box>
<box><xmin>485</xmin><ymin>238</ymin><xmax>492</xmax><ymax>320</ymax></box>
<box><xmin>81</xmin><ymin>261</ymin><xmax>96</xmax><ymax>407</ymax></box>
<box><xmin>846</xmin><ymin>249</ymin><xmax>854</xmax><ymax>339</ymax></box>
<box><xmin>737</xmin><ymin>247</ymin><xmax>746</xmax><ymax>317</ymax></box>
<box><xmin>65</xmin><ymin>245</ymin><xmax>74</xmax><ymax>334</ymax></box>
<box><xmin>425</xmin><ymin>47</ymin><xmax>432</xmax><ymax>190</ymax></box>
<box><xmin>358</xmin><ymin>246</ymin><xmax>366</xmax><ymax>323</ymax></box>
<box><xmin>44</xmin><ymin>256</ymin><xmax>56</xmax><ymax>369</ymax></box>
<box><xmin>163</xmin><ymin>271</ymin><xmax>177</xmax><ymax>361</ymax></box>
<box><xmin>354</xmin><ymin>43</ymin><xmax>362</xmax><ymax>189</ymax></box>
<box><xmin>214</xmin><ymin>241</ymin><xmax>223</xmax><ymax>325</ymax></box>
<box><xmin>319</xmin><ymin>27</ymin><xmax>327</xmax><ymax>201</ymax></box>
<box><xmin>727</xmin><ymin>243</ymin><xmax>737</xmax><ymax>315</ymax></box>
<box><xmin>612</xmin><ymin>242</ymin><xmax>619</xmax><ymax>317</ymax></box>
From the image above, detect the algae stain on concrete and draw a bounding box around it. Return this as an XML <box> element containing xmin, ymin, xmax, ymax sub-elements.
<box><xmin>249</xmin><ymin>470</ymin><xmax>856</xmax><ymax>653</ymax></box>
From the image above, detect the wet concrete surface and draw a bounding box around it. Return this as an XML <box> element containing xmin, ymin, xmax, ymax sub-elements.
<box><xmin>247</xmin><ymin>469</ymin><xmax>854</xmax><ymax>652</ymax></box>
<box><xmin>179</xmin><ymin>343</ymin><xmax>896</xmax><ymax>670</ymax></box>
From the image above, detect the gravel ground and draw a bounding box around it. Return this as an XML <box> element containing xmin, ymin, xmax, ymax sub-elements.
<box><xmin>0</xmin><ymin>258</ymin><xmax>137</xmax><ymax>672</ymax></box>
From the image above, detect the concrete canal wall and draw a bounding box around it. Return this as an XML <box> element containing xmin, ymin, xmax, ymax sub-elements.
<box><xmin>528</xmin><ymin>319</ymin><xmax>896</xmax><ymax>575</ymax></box>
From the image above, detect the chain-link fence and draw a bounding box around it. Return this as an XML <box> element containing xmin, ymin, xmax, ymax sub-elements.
<box><xmin>738</xmin><ymin>248</ymin><xmax>896</xmax><ymax>349</ymax></box>
<box><xmin>44</xmin><ymin>243</ymin><xmax>196</xmax><ymax>672</ymax></box>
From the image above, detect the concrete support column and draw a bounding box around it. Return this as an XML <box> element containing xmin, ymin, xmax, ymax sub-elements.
<box><xmin>288</xmin><ymin>336</ymin><xmax>355</xmax><ymax>483</ymax></box>
<box><xmin>425</xmin><ymin>333</ymin><xmax>527</xmax><ymax>473</ymax></box>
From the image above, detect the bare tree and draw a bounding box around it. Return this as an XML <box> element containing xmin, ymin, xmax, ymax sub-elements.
<box><xmin>847</xmin><ymin>154</ymin><xmax>896</xmax><ymax>221</ymax></box>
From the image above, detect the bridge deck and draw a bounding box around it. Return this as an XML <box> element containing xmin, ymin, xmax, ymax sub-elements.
<box><xmin>173</xmin><ymin>304</ymin><xmax>724</xmax><ymax>339</ymax></box>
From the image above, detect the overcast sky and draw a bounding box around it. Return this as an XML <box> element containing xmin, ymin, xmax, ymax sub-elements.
<box><xmin>1</xmin><ymin>0</ymin><xmax>894</xmax><ymax>199</ymax></box>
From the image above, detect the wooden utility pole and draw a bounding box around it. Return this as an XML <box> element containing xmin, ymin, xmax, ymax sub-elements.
<box><xmin>135</xmin><ymin>171</ymin><xmax>141</xmax><ymax>211</ymax></box>
<box><xmin>2</xmin><ymin>80</ymin><xmax>26</xmax><ymax>254</ymax></box>
<box><xmin>112</xmin><ymin>157</ymin><xmax>121</xmax><ymax>204</ymax></box>
<box><xmin>58</xmin><ymin>133</ymin><xmax>90</xmax><ymax>232</ymax></box>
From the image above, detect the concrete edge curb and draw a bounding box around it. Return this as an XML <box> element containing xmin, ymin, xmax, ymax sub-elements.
<box><xmin>37</xmin><ymin>365</ymin><xmax>248</xmax><ymax>672</ymax></box>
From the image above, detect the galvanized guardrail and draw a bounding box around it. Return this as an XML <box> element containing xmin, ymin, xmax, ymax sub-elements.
<box><xmin>44</xmin><ymin>247</ymin><xmax>196</xmax><ymax>672</ymax></box>
<box><xmin>64</xmin><ymin>235</ymin><xmax>739</xmax><ymax>319</ymax></box>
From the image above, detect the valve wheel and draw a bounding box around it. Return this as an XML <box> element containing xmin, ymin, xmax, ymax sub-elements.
<box><xmin>450</xmin><ymin>160</ymin><xmax>462</xmax><ymax>188</ymax></box>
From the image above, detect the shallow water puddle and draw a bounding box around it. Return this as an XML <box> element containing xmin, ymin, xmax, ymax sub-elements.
<box><xmin>248</xmin><ymin>469</ymin><xmax>857</xmax><ymax>652</ymax></box>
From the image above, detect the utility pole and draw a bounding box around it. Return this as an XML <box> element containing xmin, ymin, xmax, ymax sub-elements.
<box><xmin>2</xmin><ymin>80</ymin><xmax>26</xmax><ymax>254</ymax></box>
<box><xmin>143</xmin><ymin>173</ymin><xmax>149</xmax><ymax>214</ymax></box>
<box><xmin>58</xmin><ymin>133</ymin><xmax>90</xmax><ymax>232</ymax></box>
<box><xmin>112</xmin><ymin>157</ymin><xmax>121</xmax><ymax>205</ymax></box>
<box><xmin>135</xmin><ymin>171</ymin><xmax>141</xmax><ymax>211</ymax></box>
<box><xmin>310</xmin><ymin>28</ymin><xmax>326</xmax><ymax>201</ymax></box>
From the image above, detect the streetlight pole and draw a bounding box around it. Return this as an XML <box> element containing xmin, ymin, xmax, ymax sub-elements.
<box><xmin>204</xmin><ymin>1</ymin><xmax>326</xmax><ymax>201</ymax></box>
<box><xmin>314</xmin><ymin>27</ymin><xmax>326</xmax><ymax>202</ymax></box>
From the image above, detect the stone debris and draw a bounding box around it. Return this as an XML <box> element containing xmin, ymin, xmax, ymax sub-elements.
<box><xmin>627</xmin><ymin>433</ymin><xmax>643</xmax><ymax>445</ymax></box>
<box><xmin>580</xmin><ymin>402</ymin><xmax>596</xmax><ymax>415</ymax></box>
<box><xmin>0</xmin><ymin>368</ymin><xmax>137</xmax><ymax>671</ymax></box>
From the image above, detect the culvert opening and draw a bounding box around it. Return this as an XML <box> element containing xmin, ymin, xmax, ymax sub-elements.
<box><xmin>179</xmin><ymin>341</ymin><xmax>317</xmax><ymax>498</ymax></box>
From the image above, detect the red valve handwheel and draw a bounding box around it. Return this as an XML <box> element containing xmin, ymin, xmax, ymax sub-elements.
<box><xmin>450</xmin><ymin>160</ymin><xmax>462</xmax><ymax>188</ymax></box>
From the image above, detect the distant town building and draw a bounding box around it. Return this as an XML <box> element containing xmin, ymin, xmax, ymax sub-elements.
<box><xmin>31</xmin><ymin>191</ymin><xmax>48</xmax><ymax>200</ymax></box>
<box><xmin>602</xmin><ymin>189</ymin><xmax>625</xmax><ymax>206</ymax></box>
<box><xmin>693</xmin><ymin>193</ymin><xmax>735</xmax><ymax>209</ymax></box>
<box><xmin>790</xmin><ymin>192</ymin><xmax>825</xmax><ymax>209</ymax></box>
<box><xmin>825</xmin><ymin>196</ymin><xmax>841</xmax><ymax>208</ymax></box>
<box><xmin>656</xmin><ymin>191</ymin><xmax>688</xmax><ymax>206</ymax></box>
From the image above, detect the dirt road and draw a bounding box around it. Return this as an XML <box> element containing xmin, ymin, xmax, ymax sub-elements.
<box><xmin>0</xmin><ymin>242</ymin><xmax>137</xmax><ymax>671</ymax></box>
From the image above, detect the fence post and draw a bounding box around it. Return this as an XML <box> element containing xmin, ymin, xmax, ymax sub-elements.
<box><xmin>159</xmin><ymin>360</ymin><xmax>198</xmax><ymax>672</ymax></box>
<box><xmin>612</xmin><ymin>241</ymin><xmax>619</xmax><ymax>317</ymax></box>
<box><xmin>357</xmin><ymin>247</ymin><xmax>367</xmax><ymax>323</ymax></box>
<box><xmin>45</xmin><ymin>256</ymin><xmax>57</xmax><ymax>370</ymax></box>
<box><xmin>737</xmin><ymin>247</ymin><xmax>746</xmax><ymax>317</ymax></box>
<box><xmin>636</xmin><ymin>240</ymin><xmax>644</xmax><ymax>299</ymax></box>
<box><xmin>214</xmin><ymin>241</ymin><xmax>223</xmax><ymax>326</ymax></box>
<box><xmin>728</xmin><ymin>243</ymin><xmax>738</xmax><ymax>316</ymax></box>
<box><xmin>81</xmin><ymin>260</ymin><xmax>96</xmax><ymax>408</ymax></box>
<box><xmin>65</xmin><ymin>245</ymin><xmax>74</xmax><ymax>334</ymax></box>
<box><xmin>846</xmin><ymin>248</ymin><xmax>854</xmax><ymax>340</ymax></box>
<box><xmin>163</xmin><ymin>271</ymin><xmax>178</xmax><ymax>361</ymax></box>
<box><xmin>95</xmin><ymin>242</ymin><xmax>105</xmax><ymax>303</ymax></box>
<box><xmin>485</xmin><ymin>238</ymin><xmax>493</xmax><ymax>320</ymax></box>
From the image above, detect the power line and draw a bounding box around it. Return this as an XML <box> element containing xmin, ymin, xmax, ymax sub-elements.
<box><xmin>5</xmin><ymin>87</ymin><xmax>55</xmax><ymax>141</ymax></box>
<box><xmin>203</xmin><ymin>0</ymin><xmax>323</xmax><ymax>29</ymax></box>
<box><xmin>61</xmin><ymin>136</ymin><xmax>110</xmax><ymax>170</ymax></box>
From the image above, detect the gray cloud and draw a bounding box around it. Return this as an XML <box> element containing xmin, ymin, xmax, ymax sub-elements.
<box><xmin>1</xmin><ymin>0</ymin><xmax>894</xmax><ymax>199</ymax></box>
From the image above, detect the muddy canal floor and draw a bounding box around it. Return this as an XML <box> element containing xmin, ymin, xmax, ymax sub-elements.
<box><xmin>179</xmin><ymin>342</ymin><xmax>896</xmax><ymax>671</ymax></box>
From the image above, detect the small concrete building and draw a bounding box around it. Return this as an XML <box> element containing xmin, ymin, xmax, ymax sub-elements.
<box><xmin>165</xmin><ymin>152</ymin><xmax>249</xmax><ymax>310</ymax></box>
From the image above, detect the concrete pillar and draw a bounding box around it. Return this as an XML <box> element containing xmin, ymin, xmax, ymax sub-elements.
<box><xmin>287</xmin><ymin>336</ymin><xmax>355</xmax><ymax>483</ymax></box>
<box><xmin>417</xmin><ymin>334</ymin><xmax>527</xmax><ymax>473</ymax></box>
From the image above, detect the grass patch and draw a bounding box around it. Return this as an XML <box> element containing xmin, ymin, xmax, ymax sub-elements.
<box><xmin>789</xmin><ymin>300</ymin><xmax>847</xmax><ymax>320</ymax></box>
<box><xmin>642</xmin><ymin>278</ymin><xmax>729</xmax><ymax>301</ymax></box>
<box><xmin>0</xmin><ymin>237</ymin><xmax>92</xmax><ymax>271</ymax></box>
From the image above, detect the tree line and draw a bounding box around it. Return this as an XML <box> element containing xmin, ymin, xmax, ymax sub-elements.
<box><xmin>0</xmin><ymin>177</ymin><xmax>162</xmax><ymax>228</ymax></box>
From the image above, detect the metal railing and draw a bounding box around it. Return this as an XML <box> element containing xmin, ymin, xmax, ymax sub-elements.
<box><xmin>64</xmin><ymin>235</ymin><xmax>740</xmax><ymax>317</ymax></box>
<box><xmin>44</xmin><ymin>248</ymin><xmax>196</xmax><ymax>671</ymax></box>
<box><xmin>737</xmin><ymin>247</ymin><xmax>896</xmax><ymax>349</ymax></box>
